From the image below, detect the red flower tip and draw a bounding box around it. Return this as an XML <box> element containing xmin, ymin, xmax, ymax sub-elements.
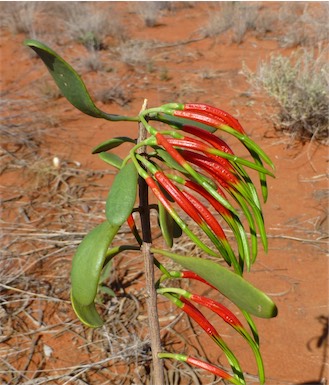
<box><xmin>181</xmin><ymin>124</ymin><xmax>234</xmax><ymax>155</ymax></box>
<box><xmin>183</xmin><ymin>103</ymin><xmax>246</xmax><ymax>134</ymax></box>
<box><xmin>186</xmin><ymin>356</ymin><xmax>236</xmax><ymax>381</ymax></box>
<box><xmin>181</xmin><ymin>150</ymin><xmax>238</xmax><ymax>188</ymax></box>
<box><xmin>154</xmin><ymin>171</ymin><xmax>202</xmax><ymax>224</ymax></box>
<box><xmin>191</xmin><ymin>294</ymin><xmax>244</xmax><ymax>329</ymax></box>
<box><xmin>180</xmin><ymin>297</ymin><xmax>221</xmax><ymax>339</ymax></box>
<box><xmin>182</xmin><ymin>190</ymin><xmax>227</xmax><ymax>241</ymax></box>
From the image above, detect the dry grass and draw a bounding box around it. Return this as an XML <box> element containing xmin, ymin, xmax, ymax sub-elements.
<box><xmin>201</xmin><ymin>2</ymin><xmax>329</xmax><ymax>46</ymax></box>
<box><xmin>132</xmin><ymin>1</ymin><xmax>195</xmax><ymax>28</ymax></box>
<box><xmin>0</xmin><ymin>2</ymin><xmax>40</xmax><ymax>36</ymax></box>
<box><xmin>278</xmin><ymin>2</ymin><xmax>329</xmax><ymax>48</ymax></box>
<box><xmin>132</xmin><ymin>1</ymin><xmax>171</xmax><ymax>28</ymax></box>
<box><xmin>243</xmin><ymin>47</ymin><xmax>329</xmax><ymax>143</ymax></box>
<box><xmin>51</xmin><ymin>2</ymin><xmax>126</xmax><ymax>50</ymax></box>
<box><xmin>115</xmin><ymin>39</ymin><xmax>154</xmax><ymax>67</ymax></box>
<box><xmin>201</xmin><ymin>2</ymin><xmax>261</xmax><ymax>43</ymax></box>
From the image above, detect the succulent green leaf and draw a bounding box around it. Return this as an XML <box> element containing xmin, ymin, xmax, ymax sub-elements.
<box><xmin>71</xmin><ymin>221</ymin><xmax>120</xmax><ymax>306</ymax></box>
<box><xmin>24</xmin><ymin>39</ymin><xmax>123</xmax><ymax>121</ymax></box>
<box><xmin>99</xmin><ymin>152</ymin><xmax>123</xmax><ymax>169</ymax></box>
<box><xmin>71</xmin><ymin>292</ymin><xmax>103</xmax><ymax>328</ymax></box>
<box><xmin>99</xmin><ymin>258</ymin><xmax>114</xmax><ymax>285</ymax></box>
<box><xmin>106</xmin><ymin>161</ymin><xmax>138</xmax><ymax>226</ymax></box>
<box><xmin>158</xmin><ymin>201</ymin><xmax>175</xmax><ymax>247</ymax></box>
<box><xmin>98</xmin><ymin>286</ymin><xmax>116</xmax><ymax>297</ymax></box>
<box><xmin>92</xmin><ymin>137</ymin><xmax>136</xmax><ymax>154</ymax></box>
<box><xmin>154</xmin><ymin>250</ymin><xmax>278</xmax><ymax>318</ymax></box>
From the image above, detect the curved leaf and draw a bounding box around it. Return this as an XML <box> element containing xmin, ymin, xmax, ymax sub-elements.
<box><xmin>106</xmin><ymin>161</ymin><xmax>138</xmax><ymax>226</ymax></box>
<box><xmin>92</xmin><ymin>137</ymin><xmax>136</xmax><ymax>154</ymax></box>
<box><xmin>71</xmin><ymin>291</ymin><xmax>103</xmax><ymax>328</ymax></box>
<box><xmin>24</xmin><ymin>39</ymin><xmax>127</xmax><ymax>121</ymax></box>
<box><xmin>152</xmin><ymin>249</ymin><xmax>278</xmax><ymax>319</ymax></box>
<box><xmin>71</xmin><ymin>221</ymin><xmax>120</xmax><ymax>306</ymax></box>
<box><xmin>99</xmin><ymin>152</ymin><xmax>123</xmax><ymax>169</ymax></box>
<box><xmin>158</xmin><ymin>201</ymin><xmax>175</xmax><ymax>247</ymax></box>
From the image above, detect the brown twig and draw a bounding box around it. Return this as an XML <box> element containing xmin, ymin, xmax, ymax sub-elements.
<box><xmin>137</xmin><ymin>99</ymin><xmax>165</xmax><ymax>385</ymax></box>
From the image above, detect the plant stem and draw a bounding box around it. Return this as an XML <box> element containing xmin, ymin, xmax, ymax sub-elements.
<box><xmin>137</xmin><ymin>100</ymin><xmax>165</xmax><ymax>385</ymax></box>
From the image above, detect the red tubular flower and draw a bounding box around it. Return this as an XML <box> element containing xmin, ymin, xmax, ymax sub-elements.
<box><xmin>190</xmin><ymin>294</ymin><xmax>244</xmax><ymax>329</ymax></box>
<box><xmin>170</xmin><ymin>109</ymin><xmax>240</xmax><ymax>134</ymax></box>
<box><xmin>161</xmin><ymin>291</ymin><xmax>245</xmax><ymax>381</ymax></box>
<box><xmin>154</xmin><ymin>131</ymin><xmax>239</xmax><ymax>216</ymax></box>
<box><xmin>155</xmin><ymin>132</ymin><xmax>189</xmax><ymax>169</ymax></box>
<box><xmin>154</xmin><ymin>170</ymin><xmax>202</xmax><ymax>224</ymax></box>
<box><xmin>179</xmin><ymin>297</ymin><xmax>221</xmax><ymax>340</ymax></box>
<box><xmin>179</xmin><ymin>270</ymin><xmax>217</xmax><ymax>289</ymax></box>
<box><xmin>127</xmin><ymin>214</ymin><xmax>135</xmax><ymax>229</ymax></box>
<box><xmin>186</xmin><ymin>356</ymin><xmax>239</xmax><ymax>383</ymax></box>
<box><xmin>158</xmin><ymin>353</ymin><xmax>242</xmax><ymax>385</ymax></box>
<box><xmin>166</xmin><ymin>136</ymin><xmax>232</xmax><ymax>170</ymax></box>
<box><xmin>182</xmin><ymin>103</ymin><xmax>245</xmax><ymax>134</ymax></box>
<box><xmin>143</xmin><ymin>175</ymin><xmax>175</xmax><ymax>216</ymax></box>
<box><xmin>181</xmin><ymin>149</ymin><xmax>238</xmax><ymax>189</ymax></box>
<box><xmin>127</xmin><ymin>214</ymin><xmax>142</xmax><ymax>245</ymax></box>
<box><xmin>184</xmin><ymin>180</ymin><xmax>231</xmax><ymax>218</ymax></box>
<box><xmin>143</xmin><ymin>173</ymin><xmax>221</xmax><ymax>258</ymax></box>
<box><xmin>181</xmin><ymin>190</ymin><xmax>228</xmax><ymax>242</ymax></box>
<box><xmin>181</xmin><ymin>124</ymin><xmax>234</xmax><ymax>154</ymax></box>
<box><xmin>181</xmin><ymin>189</ymin><xmax>237</xmax><ymax>267</ymax></box>
<box><xmin>184</xmin><ymin>179</ymin><xmax>249</xmax><ymax>272</ymax></box>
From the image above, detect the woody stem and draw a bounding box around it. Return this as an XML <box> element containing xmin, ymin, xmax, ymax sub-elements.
<box><xmin>137</xmin><ymin>100</ymin><xmax>165</xmax><ymax>385</ymax></box>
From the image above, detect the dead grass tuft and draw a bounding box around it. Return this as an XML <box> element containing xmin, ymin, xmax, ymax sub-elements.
<box><xmin>115</xmin><ymin>39</ymin><xmax>153</xmax><ymax>67</ymax></box>
<box><xmin>132</xmin><ymin>1</ymin><xmax>172</xmax><ymax>28</ymax></box>
<box><xmin>0</xmin><ymin>2</ymin><xmax>40</xmax><ymax>36</ymax></box>
<box><xmin>201</xmin><ymin>2</ymin><xmax>329</xmax><ymax>47</ymax></box>
<box><xmin>278</xmin><ymin>3</ymin><xmax>329</xmax><ymax>48</ymax></box>
<box><xmin>201</xmin><ymin>2</ymin><xmax>260</xmax><ymax>43</ymax></box>
<box><xmin>243</xmin><ymin>47</ymin><xmax>329</xmax><ymax>143</ymax></box>
<box><xmin>53</xmin><ymin>2</ymin><xmax>126</xmax><ymax>50</ymax></box>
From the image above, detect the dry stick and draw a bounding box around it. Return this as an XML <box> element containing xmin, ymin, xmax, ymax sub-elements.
<box><xmin>137</xmin><ymin>99</ymin><xmax>165</xmax><ymax>385</ymax></box>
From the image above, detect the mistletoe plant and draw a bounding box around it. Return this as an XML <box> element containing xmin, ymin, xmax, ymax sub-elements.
<box><xmin>25</xmin><ymin>39</ymin><xmax>278</xmax><ymax>385</ymax></box>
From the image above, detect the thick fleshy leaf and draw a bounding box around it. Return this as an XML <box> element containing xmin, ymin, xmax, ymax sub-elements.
<box><xmin>153</xmin><ymin>250</ymin><xmax>278</xmax><ymax>319</ymax></box>
<box><xmin>99</xmin><ymin>152</ymin><xmax>123</xmax><ymax>169</ymax></box>
<box><xmin>71</xmin><ymin>221</ymin><xmax>120</xmax><ymax>306</ymax></box>
<box><xmin>158</xmin><ymin>201</ymin><xmax>175</xmax><ymax>247</ymax></box>
<box><xmin>92</xmin><ymin>137</ymin><xmax>136</xmax><ymax>154</ymax></box>
<box><xmin>71</xmin><ymin>292</ymin><xmax>103</xmax><ymax>328</ymax></box>
<box><xmin>24</xmin><ymin>39</ymin><xmax>125</xmax><ymax>121</ymax></box>
<box><xmin>106</xmin><ymin>161</ymin><xmax>138</xmax><ymax>226</ymax></box>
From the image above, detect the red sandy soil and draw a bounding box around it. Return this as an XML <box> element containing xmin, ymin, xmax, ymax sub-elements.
<box><xmin>1</xmin><ymin>2</ymin><xmax>328</xmax><ymax>385</ymax></box>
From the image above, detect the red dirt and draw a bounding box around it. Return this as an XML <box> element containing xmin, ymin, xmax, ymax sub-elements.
<box><xmin>1</xmin><ymin>2</ymin><xmax>328</xmax><ymax>385</ymax></box>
